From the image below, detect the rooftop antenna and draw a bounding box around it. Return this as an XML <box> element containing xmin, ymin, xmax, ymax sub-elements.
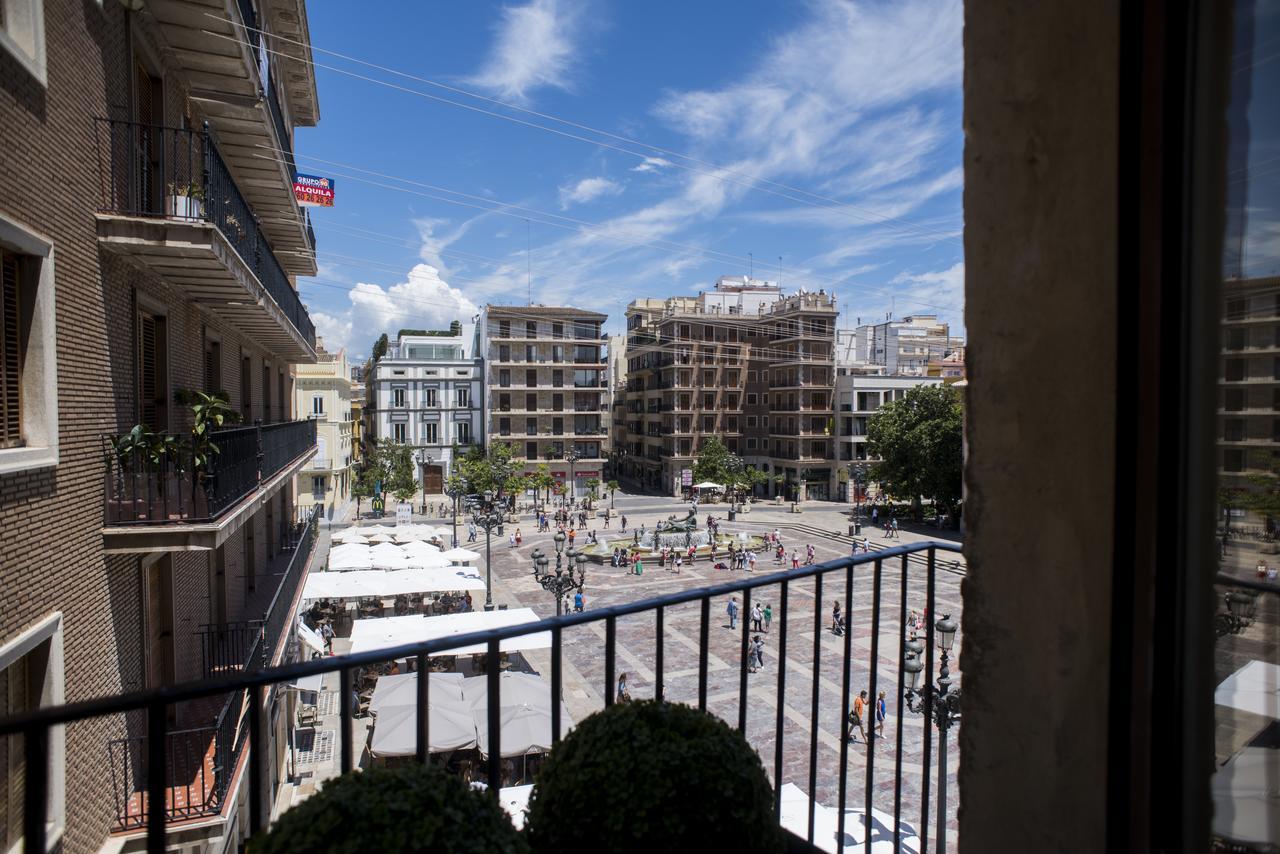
<box><xmin>526</xmin><ymin>219</ymin><xmax>531</xmax><ymax>306</ymax></box>
<box><xmin>749</xmin><ymin>252</ymin><xmax>754</xmax><ymax>279</ymax></box>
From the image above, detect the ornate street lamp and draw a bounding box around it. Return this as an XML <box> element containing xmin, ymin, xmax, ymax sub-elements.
<box><xmin>446</xmin><ymin>481</ymin><xmax>461</xmax><ymax>548</ymax></box>
<box><xmin>903</xmin><ymin>614</ymin><xmax>962</xmax><ymax>854</ymax></box>
<box><xmin>533</xmin><ymin>536</ymin><xmax>586</xmax><ymax>616</ymax></box>
<box><xmin>849</xmin><ymin>462</ymin><xmax>868</xmax><ymax>534</ymax></box>
<box><xmin>470</xmin><ymin>490</ymin><xmax>503</xmax><ymax>611</ymax></box>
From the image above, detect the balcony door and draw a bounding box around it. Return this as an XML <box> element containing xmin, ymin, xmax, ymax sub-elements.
<box><xmin>142</xmin><ymin>557</ymin><xmax>175</xmax><ymax>694</ymax></box>
<box><xmin>136</xmin><ymin>308</ymin><xmax>168</xmax><ymax>432</ymax></box>
<box><xmin>130</xmin><ymin>55</ymin><xmax>162</xmax><ymax>215</ymax></box>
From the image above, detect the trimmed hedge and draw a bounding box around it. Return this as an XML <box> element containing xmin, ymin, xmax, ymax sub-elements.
<box><xmin>524</xmin><ymin>700</ymin><xmax>783</xmax><ymax>853</ymax></box>
<box><xmin>251</xmin><ymin>764</ymin><xmax>527</xmax><ymax>854</ymax></box>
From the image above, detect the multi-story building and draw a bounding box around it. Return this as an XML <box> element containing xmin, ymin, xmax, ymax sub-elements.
<box><xmin>479</xmin><ymin>306</ymin><xmax>610</xmax><ymax>497</ymax></box>
<box><xmin>368</xmin><ymin>327</ymin><xmax>484</xmax><ymax>492</ymax></box>
<box><xmin>1219</xmin><ymin>275</ymin><xmax>1280</xmax><ymax>524</ymax></box>
<box><xmin>833</xmin><ymin>370</ymin><xmax>944</xmax><ymax>500</ymax></box>
<box><xmin>349</xmin><ymin>364</ymin><xmax>366</xmax><ymax>465</ymax></box>
<box><xmin>295</xmin><ymin>340</ymin><xmax>354</xmax><ymax>517</ymax></box>
<box><xmin>622</xmin><ymin>277</ymin><xmax>838</xmax><ymax>500</ymax></box>
<box><xmin>0</xmin><ymin>1</ymin><xmax>321</xmax><ymax>849</ymax></box>
<box><xmin>843</xmin><ymin>315</ymin><xmax>963</xmax><ymax>376</ymax></box>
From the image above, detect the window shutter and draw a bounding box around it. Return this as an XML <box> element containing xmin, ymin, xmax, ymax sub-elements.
<box><xmin>139</xmin><ymin>314</ymin><xmax>158</xmax><ymax>430</ymax></box>
<box><xmin>0</xmin><ymin>252</ymin><xmax>21</xmax><ymax>447</ymax></box>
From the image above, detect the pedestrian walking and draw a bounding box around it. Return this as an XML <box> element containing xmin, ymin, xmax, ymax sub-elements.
<box><xmin>574</xmin><ymin>590</ymin><xmax>585</xmax><ymax>613</ymax></box>
<box><xmin>749</xmin><ymin>551</ymin><xmax>757</xmax><ymax>572</ymax></box>
<box><xmin>467</xmin><ymin>521</ymin><xmax>477</xmax><ymax>543</ymax></box>
<box><xmin>515</xmin><ymin>528</ymin><xmax>523</xmax><ymax>547</ymax></box>
<box><xmin>832</xmin><ymin>601</ymin><xmax>844</xmax><ymax>635</ymax></box>
<box><xmin>617</xmin><ymin>672</ymin><xmax>632</xmax><ymax>703</ymax></box>
<box><xmin>568</xmin><ymin>528</ymin><xmax>576</xmax><ymax>547</ymax></box>
<box><xmin>674</xmin><ymin>554</ymin><xmax>683</xmax><ymax>574</ymax></box>
<box><xmin>464</xmin><ymin>591</ymin><xmax>473</xmax><ymax>612</ymax></box>
<box><xmin>806</xmin><ymin>543</ymin><xmax>815</xmax><ymax>565</ymax></box>
<box><xmin>320</xmin><ymin>621</ymin><xmax>335</xmax><ymax>654</ymax></box>
<box><xmin>791</xmin><ymin>550</ymin><xmax>800</xmax><ymax>570</ymax></box>
<box><xmin>749</xmin><ymin>635</ymin><xmax>765</xmax><ymax>672</ymax></box>
<box><xmin>846</xmin><ymin>690</ymin><xmax>869</xmax><ymax>742</ymax></box>
<box><xmin>763</xmin><ymin>603</ymin><xmax>773</xmax><ymax>632</ymax></box>
<box><xmin>751</xmin><ymin>602</ymin><xmax>763</xmax><ymax>632</ymax></box>
<box><xmin>727</xmin><ymin>597</ymin><xmax>739</xmax><ymax>629</ymax></box>
<box><xmin>876</xmin><ymin>691</ymin><xmax>887</xmax><ymax>739</ymax></box>
<box><xmin>621</xmin><ymin>514</ymin><xmax>628</xmax><ymax>532</ymax></box>
<box><xmin>509</xmin><ymin>531</ymin><xmax>517</xmax><ymax>549</ymax></box>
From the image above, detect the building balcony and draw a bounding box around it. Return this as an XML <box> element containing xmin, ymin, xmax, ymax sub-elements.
<box><xmin>94</xmin><ymin>119</ymin><xmax>316</xmax><ymax>361</ymax></box>
<box><xmin>108</xmin><ymin>511</ymin><xmax>319</xmax><ymax>834</ymax></box>
<box><xmin>306</xmin><ymin>456</ymin><xmax>334</xmax><ymax>470</ymax></box>
<box><xmin>144</xmin><ymin>0</ymin><xmax>317</xmax><ymax>272</ymax></box>
<box><xmin>101</xmin><ymin>419</ymin><xmax>316</xmax><ymax>553</ymax></box>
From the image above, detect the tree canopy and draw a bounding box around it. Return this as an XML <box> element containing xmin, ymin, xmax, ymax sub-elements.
<box><xmin>866</xmin><ymin>384</ymin><xmax>964</xmax><ymax>510</ymax></box>
<box><xmin>692</xmin><ymin>437</ymin><xmax>767</xmax><ymax>499</ymax></box>
<box><xmin>371</xmin><ymin>333</ymin><xmax>390</xmax><ymax>362</ymax></box>
<box><xmin>355</xmin><ymin>440</ymin><xmax>418</xmax><ymax>503</ymax></box>
<box><xmin>455</xmin><ymin>442</ymin><xmax>520</xmax><ymax>497</ymax></box>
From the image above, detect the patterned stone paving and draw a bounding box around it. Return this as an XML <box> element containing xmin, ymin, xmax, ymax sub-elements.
<box><xmin>487</xmin><ymin>497</ymin><xmax>964</xmax><ymax>850</ymax></box>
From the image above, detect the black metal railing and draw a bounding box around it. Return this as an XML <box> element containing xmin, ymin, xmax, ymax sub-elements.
<box><xmin>197</xmin><ymin>621</ymin><xmax>263</xmax><ymax>678</ymax></box>
<box><xmin>103</xmin><ymin>420</ymin><xmax>316</xmax><ymax>525</ymax></box>
<box><xmin>265</xmin><ymin>78</ymin><xmax>295</xmax><ymax>181</ymax></box>
<box><xmin>4</xmin><ymin>542</ymin><xmax>962</xmax><ymax>853</ymax></box>
<box><xmin>93</xmin><ymin>118</ymin><xmax>316</xmax><ymax>351</ymax></box>
<box><xmin>262</xmin><ymin>507</ymin><xmax>320</xmax><ymax>660</ymax></box>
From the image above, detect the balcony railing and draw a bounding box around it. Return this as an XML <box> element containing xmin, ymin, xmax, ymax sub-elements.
<box><xmin>102</xmin><ymin>420</ymin><xmax>317</xmax><ymax>525</ymax></box>
<box><xmin>265</xmin><ymin>78</ymin><xmax>295</xmax><ymax>183</ymax></box>
<box><xmin>94</xmin><ymin>118</ymin><xmax>316</xmax><ymax>349</ymax></box>
<box><xmin>4</xmin><ymin>542</ymin><xmax>964</xmax><ymax>851</ymax></box>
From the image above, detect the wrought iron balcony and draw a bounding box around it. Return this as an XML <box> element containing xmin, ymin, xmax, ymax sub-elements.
<box><xmin>93</xmin><ymin>118</ymin><xmax>316</xmax><ymax>359</ymax></box>
<box><xmin>102</xmin><ymin>419</ymin><xmax>316</xmax><ymax>527</ymax></box>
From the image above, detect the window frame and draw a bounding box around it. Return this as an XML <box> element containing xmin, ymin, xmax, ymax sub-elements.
<box><xmin>0</xmin><ymin>215</ymin><xmax>57</xmax><ymax>475</ymax></box>
<box><xmin>0</xmin><ymin>0</ymin><xmax>47</xmax><ymax>86</ymax></box>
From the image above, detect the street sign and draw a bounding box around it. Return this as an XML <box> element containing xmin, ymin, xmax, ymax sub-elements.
<box><xmin>681</xmin><ymin>468</ymin><xmax>692</xmax><ymax>486</ymax></box>
<box><xmin>396</xmin><ymin>504</ymin><xmax>411</xmax><ymax>525</ymax></box>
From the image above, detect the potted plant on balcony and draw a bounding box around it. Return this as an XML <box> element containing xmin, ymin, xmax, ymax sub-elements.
<box><xmin>250</xmin><ymin>764</ymin><xmax>526</xmax><ymax>853</ymax></box>
<box><xmin>525</xmin><ymin>700</ymin><xmax>783</xmax><ymax>853</ymax></box>
<box><xmin>184</xmin><ymin>390</ymin><xmax>241</xmax><ymax>512</ymax></box>
<box><xmin>165</xmin><ymin>181</ymin><xmax>204</xmax><ymax>220</ymax></box>
<box><xmin>103</xmin><ymin>424</ymin><xmax>154</xmax><ymax>519</ymax></box>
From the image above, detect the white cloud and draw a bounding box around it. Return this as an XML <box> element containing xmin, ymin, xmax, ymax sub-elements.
<box><xmin>558</xmin><ymin>176</ymin><xmax>623</xmax><ymax>208</ymax></box>
<box><xmin>309</xmin><ymin>263</ymin><xmax>479</xmax><ymax>355</ymax></box>
<box><xmin>890</xmin><ymin>261</ymin><xmax>965</xmax><ymax>309</ymax></box>
<box><xmin>631</xmin><ymin>156</ymin><xmax>671</xmax><ymax>173</ymax></box>
<box><xmin>467</xmin><ymin>0</ymin><xmax>583</xmax><ymax>103</ymax></box>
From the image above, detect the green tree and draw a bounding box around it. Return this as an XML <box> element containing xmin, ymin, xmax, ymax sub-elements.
<box><xmin>585</xmin><ymin>477</ymin><xmax>601</xmax><ymax>503</ymax></box>
<box><xmin>866</xmin><ymin>384</ymin><xmax>964</xmax><ymax>515</ymax></box>
<box><xmin>692</xmin><ymin>436</ymin><xmax>735</xmax><ymax>485</ymax></box>
<box><xmin>456</xmin><ymin>442</ymin><xmax>519</xmax><ymax>498</ymax></box>
<box><xmin>532</xmin><ymin>464</ymin><xmax>555</xmax><ymax>505</ymax></box>
<box><xmin>371</xmin><ymin>333</ymin><xmax>390</xmax><ymax>362</ymax></box>
<box><xmin>606</xmin><ymin>478</ymin><xmax>620</xmax><ymax>509</ymax></box>
<box><xmin>375</xmin><ymin>442</ymin><xmax>418</xmax><ymax>504</ymax></box>
<box><xmin>352</xmin><ymin>463</ymin><xmax>377</xmax><ymax>516</ymax></box>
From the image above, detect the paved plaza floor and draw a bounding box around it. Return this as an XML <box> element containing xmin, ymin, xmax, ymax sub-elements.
<box><xmin>289</xmin><ymin>491</ymin><xmax>967</xmax><ymax>849</ymax></box>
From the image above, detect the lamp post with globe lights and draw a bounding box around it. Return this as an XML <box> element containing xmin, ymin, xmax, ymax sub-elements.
<box><xmin>531</xmin><ymin>533</ymin><xmax>586</xmax><ymax>616</ymax></box>
<box><xmin>470</xmin><ymin>490</ymin><xmax>503</xmax><ymax>611</ymax></box>
<box><xmin>903</xmin><ymin>614</ymin><xmax>961</xmax><ymax>854</ymax></box>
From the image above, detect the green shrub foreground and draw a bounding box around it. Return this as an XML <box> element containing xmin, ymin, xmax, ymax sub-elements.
<box><xmin>251</xmin><ymin>763</ymin><xmax>528</xmax><ymax>854</ymax></box>
<box><xmin>524</xmin><ymin>700</ymin><xmax>783</xmax><ymax>853</ymax></box>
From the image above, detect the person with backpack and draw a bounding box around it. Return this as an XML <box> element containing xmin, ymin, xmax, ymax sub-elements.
<box><xmin>846</xmin><ymin>690</ymin><xmax>868</xmax><ymax>743</ymax></box>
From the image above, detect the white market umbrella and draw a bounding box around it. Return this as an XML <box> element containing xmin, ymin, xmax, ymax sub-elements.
<box><xmin>367</xmin><ymin>533</ymin><xmax>398</xmax><ymax>544</ymax></box>
<box><xmin>297</xmin><ymin>622</ymin><xmax>326</xmax><ymax>656</ymax></box>
<box><xmin>497</xmin><ymin>784</ymin><xmax>534</xmax><ymax>831</ymax></box>
<box><xmin>694</xmin><ymin>481</ymin><xmax>724</xmax><ymax>490</ymax></box>
<box><xmin>331</xmin><ymin>530</ymin><xmax>368</xmax><ymax>545</ymax></box>
<box><xmin>777</xmin><ymin>783</ymin><xmax>921</xmax><ymax>853</ymax></box>
<box><xmin>360</xmin><ymin>524</ymin><xmax>396</xmax><ymax>535</ymax></box>
<box><xmin>401</xmin><ymin>540</ymin><xmax>446</xmax><ymax>561</ymax></box>
<box><xmin>369</xmin><ymin>671</ymin><xmax>465</xmax><ymax>712</ymax></box>
<box><xmin>1213</xmin><ymin>748</ymin><xmax>1280</xmax><ymax>846</ymax></box>
<box><xmin>442</xmin><ymin>547</ymin><xmax>481</xmax><ymax>563</ymax></box>
<box><xmin>328</xmin><ymin>545</ymin><xmax>373</xmax><ymax>571</ymax></box>
<box><xmin>406</xmin><ymin>551</ymin><xmax>452</xmax><ymax>570</ymax></box>
<box><xmin>462</xmin><ymin>672</ymin><xmax>554</xmax><ymax>710</ymax></box>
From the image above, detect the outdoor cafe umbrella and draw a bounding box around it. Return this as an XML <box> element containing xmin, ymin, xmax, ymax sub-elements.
<box><xmin>462</xmin><ymin>672</ymin><xmax>555</xmax><ymax>710</ymax></box>
<box><xmin>694</xmin><ymin>481</ymin><xmax>724</xmax><ymax>491</ymax></box>
<box><xmin>442</xmin><ymin>547</ymin><xmax>481</xmax><ymax>564</ymax></box>
<box><xmin>401</xmin><ymin>541</ymin><xmax>451</xmax><ymax>568</ymax></box>
<box><xmin>328</xmin><ymin>545</ymin><xmax>373</xmax><ymax>571</ymax></box>
<box><xmin>369</xmin><ymin>673</ymin><xmax>477</xmax><ymax>756</ymax></box>
<box><xmin>367</xmin><ymin>533</ymin><xmax>398</xmax><ymax>544</ymax></box>
<box><xmin>475</xmin><ymin>702</ymin><xmax>564</xmax><ymax>759</ymax></box>
<box><xmin>369</xmin><ymin>542</ymin><xmax>411</xmax><ymax>569</ymax></box>
<box><xmin>330</xmin><ymin>529</ymin><xmax>368</xmax><ymax>545</ymax></box>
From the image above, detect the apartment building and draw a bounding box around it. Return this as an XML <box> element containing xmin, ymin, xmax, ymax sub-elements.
<box><xmin>1219</xmin><ymin>275</ymin><xmax>1280</xmax><ymax>525</ymax></box>
<box><xmin>834</xmin><ymin>370</ymin><xmax>944</xmax><ymax>501</ymax></box>
<box><xmin>621</xmin><ymin>277</ymin><xmax>838</xmax><ymax>500</ymax></box>
<box><xmin>479</xmin><ymin>306</ymin><xmax>610</xmax><ymax>497</ymax></box>
<box><xmin>0</xmin><ymin>1</ymin><xmax>321</xmax><ymax>849</ymax></box>
<box><xmin>349</xmin><ymin>364</ymin><xmax>366</xmax><ymax>465</ymax></box>
<box><xmin>295</xmin><ymin>340</ymin><xmax>354</xmax><ymax>517</ymax></box>
<box><xmin>368</xmin><ymin>327</ymin><xmax>484</xmax><ymax>491</ymax></box>
<box><xmin>843</xmin><ymin>315</ymin><xmax>963</xmax><ymax>376</ymax></box>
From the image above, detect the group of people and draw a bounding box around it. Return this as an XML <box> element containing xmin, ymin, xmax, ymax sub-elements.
<box><xmin>726</xmin><ymin>597</ymin><xmax>775</xmax><ymax>633</ymax></box>
<box><xmin>870</xmin><ymin>507</ymin><xmax>901</xmax><ymax>539</ymax></box>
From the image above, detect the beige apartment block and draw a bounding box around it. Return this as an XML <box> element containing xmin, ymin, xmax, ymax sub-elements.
<box><xmin>620</xmin><ymin>277</ymin><xmax>839</xmax><ymax>500</ymax></box>
<box><xmin>480</xmin><ymin>306</ymin><xmax>610</xmax><ymax>497</ymax></box>
<box><xmin>294</xmin><ymin>340</ymin><xmax>354</xmax><ymax>519</ymax></box>
<box><xmin>0</xmin><ymin>0</ymin><xmax>321</xmax><ymax>849</ymax></box>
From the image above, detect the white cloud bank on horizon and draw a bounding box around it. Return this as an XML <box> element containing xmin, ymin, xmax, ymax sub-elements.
<box><xmin>311</xmin><ymin>263</ymin><xmax>479</xmax><ymax>359</ymax></box>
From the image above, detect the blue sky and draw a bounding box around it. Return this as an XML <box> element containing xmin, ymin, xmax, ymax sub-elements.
<box><xmin>294</xmin><ymin>0</ymin><xmax>965</xmax><ymax>359</ymax></box>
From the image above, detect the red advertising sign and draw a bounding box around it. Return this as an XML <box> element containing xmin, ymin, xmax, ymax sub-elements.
<box><xmin>293</xmin><ymin>174</ymin><xmax>336</xmax><ymax>207</ymax></box>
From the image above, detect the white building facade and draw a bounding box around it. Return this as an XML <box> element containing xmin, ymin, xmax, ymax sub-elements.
<box><xmin>834</xmin><ymin>371</ymin><xmax>944</xmax><ymax>501</ymax></box>
<box><xmin>294</xmin><ymin>341</ymin><xmax>354</xmax><ymax>517</ymax></box>
<box><xmin>369</xmin><ymin>327</ymin><xmax>484</xmax><ymax>492</ymax></box>
<box><xmin>844</xmin><ymin>315</ymin><xmax>962</xmax><ymax>376</ymax></box>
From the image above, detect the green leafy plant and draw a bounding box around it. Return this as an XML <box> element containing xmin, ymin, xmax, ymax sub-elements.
<box><xmin>250</xmin><ymin>764</ymin><xmax>526</xmax><ymax>854</ymax></box>
<box><xmin>606</xmin><ymin>478</ymin><xmax>620</xmax><ymax>508</ymax></box>
<box><xmin>525</xmin><ymin>700</ymin><xmax>783</xmax><ymax>853</ymax></box>
<box><xmin>189</xmin><ymin>391</ymin><xmax>241</xmax><ymax>473</ymax></box>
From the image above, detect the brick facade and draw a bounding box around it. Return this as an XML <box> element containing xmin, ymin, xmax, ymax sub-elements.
<box><xmin>0</xmin><ymin>2</ymin><xmax>312</xmax><ymax>849</ymax></box>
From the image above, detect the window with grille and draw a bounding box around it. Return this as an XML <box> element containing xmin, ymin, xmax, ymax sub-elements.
<box><xmin>457</xmin><ymin>421</ymin><xmax>471</xmax><ymax>444</ymax></box>
<box><xmin>424</xmin><ymin>388</ymin><xmax>437</xmax><ymax>407</ymax></box>
<box><xmin>392</xmin><ymin>423</ymin><xmax>406</xmax><ymax>442</ymax></box>
<box><xmin>424</xmin><ymin>422</ymin><xmax>438</xmax><ymax>444</ymax></box>
<box><xmin>457</xmin><ymin>386</ymin><xmax>470</xmax><ymax>408</ymax></box>
<box><xmin>203</xmin><ymin>339</ymin><xmax>221</xmax><ymax>394</ymax></box>
<box><xmin>311</xmin><ymin>395</ymin><xmax>324</xmax><ymax>415</ymax></box>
